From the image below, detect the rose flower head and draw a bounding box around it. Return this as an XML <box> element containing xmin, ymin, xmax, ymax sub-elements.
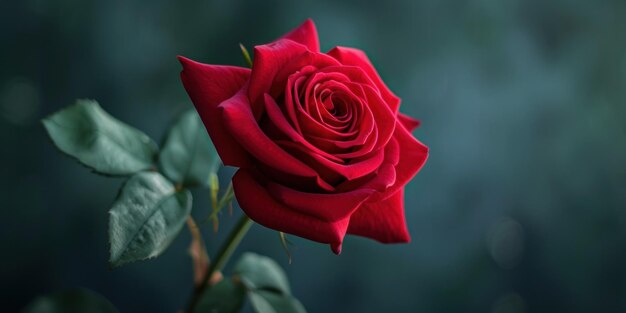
<box><xmin>178</xmin><ymin>19</ymin><xmax>428</xmax><ymax>254</ymax></box>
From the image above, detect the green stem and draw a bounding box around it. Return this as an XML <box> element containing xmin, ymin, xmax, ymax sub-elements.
<box><xmin>186</xmin><ymin>214</ymin><xmax>253</xmax><ymax>313</ymax></box>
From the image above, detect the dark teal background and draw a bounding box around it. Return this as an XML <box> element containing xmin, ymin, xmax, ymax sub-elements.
<box><xmin>2</xmin><ymin>0</ymin><xmax>626</xmax><ymax>312</ymax></box>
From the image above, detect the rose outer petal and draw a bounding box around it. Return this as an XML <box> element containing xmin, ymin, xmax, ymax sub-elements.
<box><xmin>368</xmin><ymin>120</ymin><xmax>429</xmax><ymax>203</ymax></box>
<box><xmin>233</xmin><ymin>169</ymin><xmax>348</xmax><ymax>254</ymax></box>
<box><xmin>347</xmin><ymin>189</ymin><xmax>411</xmax><ymax>243</ymax></box>
<box><xmin>344</xmin><ymin>119</ymin><xmax>428</xmax><ymax>244</ymax></box>
<box><xmin>279</xmin><ymin>19</ymin><xmax>320</xmax><ymax>52</ymax></box>
<box><xmin>253</xmin><ymin>41</ymin><xmax>340</xmax><ymax>108</ymax></box>
<box><xmin>178</xmin><ymin>56</ymin><xmax>252</xmax><ymax>167</ymax></box>
<box><xmin>249</xmin><ymin>39</ymin><xmax>309</xmax><ymax>112</ymax></box>
<box><xmin>266</xmin><ymin>181</ymin><xmax>374</xmax><ymax>222</ymax></box>
<box><xmin>398</xmin><ymin>112</ymin><xmax>421</xmax><ymax>131</ymax></box>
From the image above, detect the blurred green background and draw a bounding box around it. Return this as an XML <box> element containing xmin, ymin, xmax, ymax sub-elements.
<box><xmin>2</xmin><ymin>0</ymin><xmax>626</xmax><ymax>312</ymax></box>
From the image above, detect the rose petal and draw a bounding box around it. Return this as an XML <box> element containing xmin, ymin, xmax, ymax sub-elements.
<box><xmin>178</xmin><ymin>56</ymin><xmax>252</xmax><ymax>167</ymax></box>
<box><xmin>249</xmin><ymin>39</ymin><xmax>309</xmax><ymax>115</ymax></box>
<box><xmin>347</xmin><ymin>189</ymin><xmax>411</xmax><ymax>243</ymax></box>
<box><xmin>368</xmin><ymin>121</ymin><xmax>428</xmax><ymax>202</ymax></box>
<box><xmin>266</xmin><ymin>181</ymin><xmax>374</xmax><ymax>222</ymax></box>
<box><xmin>335</xmin><ymin>162</ymin><xmax>396</xmax><ymax>193</ymax></box>
<box><xmin>327</xmin><ymin>47</ymin><xmax>401</xmax><ymax>112</ymax></box>
<box><xmin>279</xmin><ymin>140</ymin><xmax>386</xmax><ymax>181</ymax></box>
<box><xmin>250</xmin><ymin>40</ymin><xmax>338</xmax><ymax>112</ymax></box>
<box><xmin>220</xmin><ymin>87</ymin><xmax>335</xmax><ymax>191</ymax></box>
<box><xmin>390</xmin><ymin>121</ymin><xmax>428</xmax><ymax>187</ymax></box>
<box><xmin>302</xmin><ymin>107</ymin><xmax>374</xmax><ymax>157</ymax></box>
<box><xmin>296</xmin><ymin>81</ymin><xmax>368</xmax><ymax>139</ymax></box>
<box><xmin>263</xmin><ymin>94</ymin><xmax>343</xmax><ymax>163</ymax></box>
<box><xmin>279</xmin><ymin>19</ymin><xmax>320</xmax><ymax>52</ymax></box>
<box><xmin>295</xmin><ymin>105</ymin><xmax>359</xmax><ymax>140</ymax></box>
<box><xmin>334</xmin><ymin>136</ymin><xmax>400</xmax><ymax>193</ymax></box>
<box><xmin>284</xmin><ymin>66</ymin><xmax>317</xmax><ymax>134</ymax></box>
<box><xmin>301</xmin><ymin>84</ymin><xmax>396</xmax><ymax>160</ymax></box>
<box><xmin>233</xmin><ymin>169</ymin><xmax>348</xmax><ymax>254</ymax></box>
<box><xmin>359</xmin><ymin>84</ymin><xmax>397</xmax><ymax>151</ymax></box>
<box><xmin>398</xmin><ymin>112</ymin><xmax>421</xmax><ymax>131</ymax></box>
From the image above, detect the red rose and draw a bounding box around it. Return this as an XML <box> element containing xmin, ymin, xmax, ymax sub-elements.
<box><xmin>178</xmin><ymin>19</ymin><xmax>428</xmax><ymax>254</ymax></box>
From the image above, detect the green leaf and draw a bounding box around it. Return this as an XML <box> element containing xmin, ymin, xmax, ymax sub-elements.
<box><xmin>158</xmin><ymin>109</ymin><xmax>220</xmax><ymax>188</ymax></box>
<box><xmin>42</xmin><ymin>99</ymin><xmax>158</xmax><ymax>176</ymax></box>
<box><xmin>109</xmin><ymin>172</ymin><xmax>192</xmax><ymax>267</ymax></box>
<box><xmin>22</xmin><ymin>288</ymin><xmax>119</xmax><ymax>313</ymax></box>
<box><xmin>233</xmin><ymin>253</ymin><xmax>291</xmax><ymax>295</ymax></box>
<box><xmin>248</xmin><ymin>291</ymin><xmax>306</xmax><ymax>313</ymax></box>
<box><xmin>233</xmin><ymin>253</ymin><xmax>306</xmax><ymax>313</ymax></box>
<box><xmin>196</xmin><ymin>278</ymin><xmax>245</xmax><ymax>313</ymax></box>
